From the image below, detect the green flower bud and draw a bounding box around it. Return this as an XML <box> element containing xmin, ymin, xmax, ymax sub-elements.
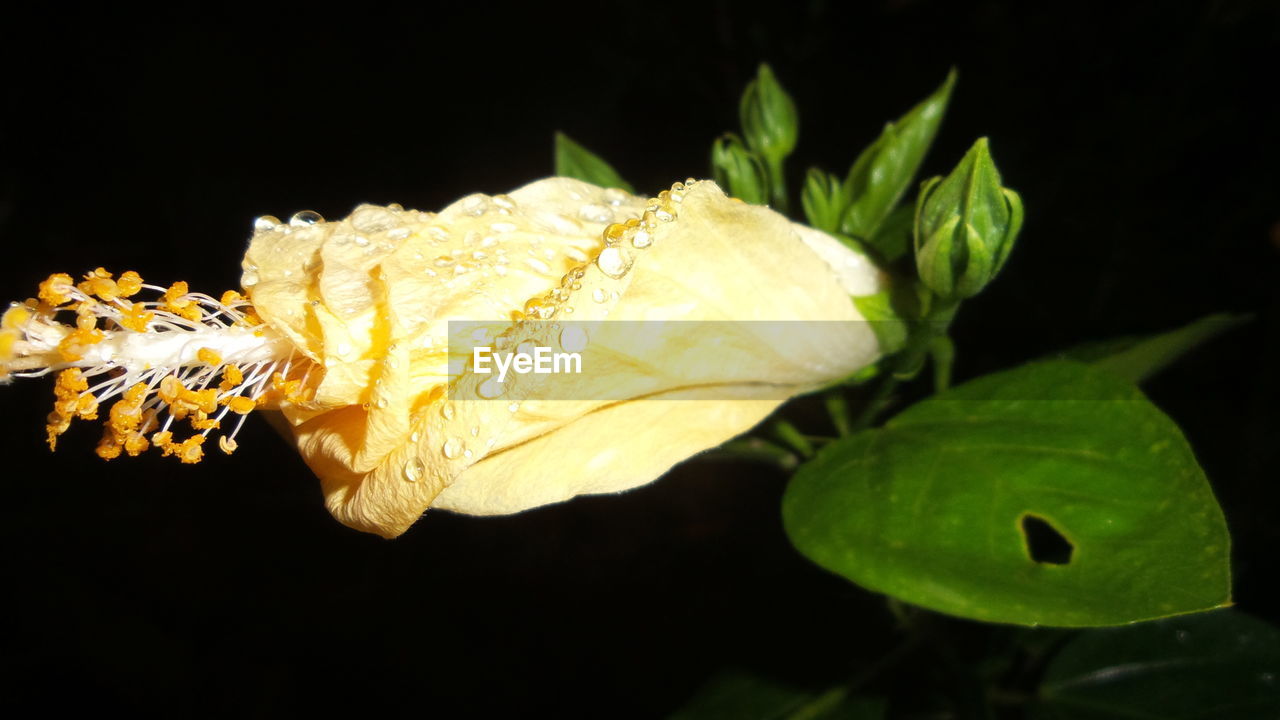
<box><xmin>913</xmin><ymin>138</ymin><xmax>1024</xmax><ymax>299</ymax></box>
<box><xmin>738</xmin><ymin>63</ymin><xmax>798</xmax><ymax>163</ymax></box>
<box><xmin>801</xmin><ymin>168</ymin><xmax>845</xmax><ymax>234</ymax></box>
<box><xmin>711</xmin><ymin>133</ymin><xmax>769</xmax><ymax>205</ymax></box>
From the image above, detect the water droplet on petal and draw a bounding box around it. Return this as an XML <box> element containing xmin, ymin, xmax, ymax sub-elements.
<box><xmin>241</xmin><ymin>268</ymin><xmax>260</xmax><ymax>287</ymax></box>
<box><xmin>596</xmin><ymin>246</ymin><xmax>633</xmax><ymax>278</ymax></box>
<box><xmin>559</xmin><ymin>324</ymin><xmax>589</xmax><ymax>352</ymax></box>
<box><xmin>254</xmin><ymin>215</ymin><xmax>281</xmax><ymax>232</ymax></box>
<box><xmin>335</xmin><ymin>342</ymin><xmax>353</xmax><ymax>358</ymax></box>
<box><xmin>410</xmin><ymin>431</ymin><xmax>421</xmax><ymax>443</ymax></box>
<box><xmin>591</xmin><ymin>288</ymin><xmax>608</xmax><ymax>303</ymax></box>
<box><xmin>469</xmin><ymin>425</ymin><xmax>480</xmax><ymax>437</ymax></box>
<box><xmin>507</xmin><ymin>402</ymin><xmax>520</xmax><ymax>413</ymax></box>
<box><xmin>375</xmin><ymin>397</ymin><xmax>388</xmax><ymax>409</ymax></box>
<box><xmin>477</xmin><ymin>376</ymin><xmax>506</xmax><ymax>398</ymax></box>
<box><xmin>578</xmin><ymin>204</ymin><xmax>613</xmax><ymax>223</ymax></box>
<box><xmin>354</xmin><ymin>235</ymin><xmax>370</xmax><ymax>247</ymax></box>
<box><xmin>490</xmin><ymin>222</ymin><xmax>517</xmax><ymax>233</ymax></box>
<box><xmin>290</xmin><ymin>210</ymin><xmax>324</xmax><ymax>226</ymax></box>
<box><xmin>525</xmin><ymin>257</ymin><xmax>552</xmax><ymax>274</ymax></box>
<box><xmin>602</xmin><ymin>188</ymin><xmax>630</xmax><ymax>206</ymax></box>
<box><xmin>442</xmin><ymin>438</ymin><xmax>461</xmax><ymax>459</ymax></box>
<box><xmin>631</xmin><ymin>230</ymin><xmax>652</xmax><ymax>248</ymax></box>
<box><xmin>460</xmin><ymin>194</ymin><xmax>489</xmax><ymax>217</ymax></box>
<box><xmin>441</xmin><ymin>402</ymin><xmax>455</xmax><ymax>420</ymax></box>
<box><xmin>403</xmin><ymin>456</ymin><xmax>425</xmax><ymax>482</ymax></box>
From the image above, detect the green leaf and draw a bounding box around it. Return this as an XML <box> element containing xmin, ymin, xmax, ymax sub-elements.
<box><xmin>553</xmin><ymin>132</ymin><xmax>634</xmax><ymax>193</ymax></box>
<box><xmin>782</xmin><ymin>360</ymin><xmax>1231</xmax><ymax>627</ymax></box>
<box><xmin>667</xmin><ymin>670</ymin><xmax>813</xmax><ymax>720</ymax></box>
<box><xmin>866</xmin><ymin>203</ymin><xmax>914</xmax><ymax>263</ymax></box>
<box><xmin>1031</xmin><ymin>610</ymin><xmax>1280</xmax><ymax>720</ymax></box>
<box><xmin>668</xmin><ymin>670</ymin><xmax>885</xmax><ymax>720</ymax></box>
<box><xmin>841</xmin><ymin>69</ymin><xmax>956</xmax><ymax>241</ymax></box>
<box><xmin>1063</xmin><ymin>313</ymin><xmax>1251</xmax><ymax>384</ymax></box>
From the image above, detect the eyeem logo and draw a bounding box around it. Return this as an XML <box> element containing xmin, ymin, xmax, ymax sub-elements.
<box><xmin>473</xmin><ymin>345</ymin><xmax>583</xmax><ymax>383</ymax></box>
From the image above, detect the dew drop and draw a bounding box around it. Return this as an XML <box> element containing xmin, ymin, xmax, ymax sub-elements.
<box><xmin>375</xmin><ymin>397</ymin><xmax>388</xmax><ymax>409</ymax></box>
<box><xmin>602</xmin><ymin>188</ymin><xmax>630</xmax><ymax>206</ymax></box>
<box><xmin>460</xmin><ymin>194</ymin><xmax>489</xmax><ymax>217</ymax></box>
<box><xmin>410</xmin><ymin>431</ymin><xmax>421</xmax><ymax>443</ymax></box>
<box><xmin>441</xmin><ymin>402</ymin><xmax>456</xmax><ymax>420</ymax></box>
<box><xmin>559</xmin><ymin>324</ymin><xmax>589</xmax><ymax>352</ymax></box>
<box><xmin>402</xmin><ymin>456</ymin><xmax>425</xmax><ymax>482</ymax></box>
<box><xmin>442</xmin><ymin>438</ymin><xmax>461</xmax><ymax>459</ymax></box>
<box><xmin>469</xmin><ymin>425</ymin><xmax>480</xmax><ymax>437</ymax></box>
<box><xmin>525</xmin><ymin>257</ymin><xmax>552</xmax><ymax>274</ymax></box>
<box><xmin>354</xmin><ymin>235</ymin><xmax>370</xmax><ymax>247</ymax></box>
<box><xmin>592</xmin><ymin>287</ymin><xmax>608</xmax><ymax>303</ymax></box>
<box><xmin>492</xmin><ymin>194</ymin><xmax>516</xmax><ymax>210</ymax></box>
<box><xmin>631</xmin><ymin>230</ymin><xmax>653</xmax><ymax>248</ymax></box>
<box><xmin>463</xmin><ymin>449</ymin><xmax>473</xmax><ymax>459</ymax></box>
<box><xmin>290</xmin><ymin>210</ymin><xmax>324</xmax><ymax>226</ymax></box>
<box><xmin>253</xmin><ymin>215</ymin><xmax>281</xmax><ymax>232</ymax></box>
<box><xmin>434</xmin><ymin>256</ymin><xmax>456</xmax><ymax>267</ymax></box>
<box><xmin>595</xmin><ymin>246</ymin><xmax>633</xmax><ymax>278</ymax></box>
<box><xmin>490</xmin><ymin>222</ymin><xmax>517</xmax><ymax>233</ymax></box>
<box><xmin>241</xmin><ymin>268</ymin><xmax>260</xmax><ymax>287</ymax></box>
<box><xmin>477</xmin><ymin>376</ymin><xmax>505</xmax><ymax>399</ymax></box>
<box><xmin>578</xmin><ymin>204</ymin><xmax>613</xmax><ymax>223</ymax></box>
<box><xmin>507</xmin><ymin>402</ymin><xmax>520</xmax><ymax>413</ymax></box>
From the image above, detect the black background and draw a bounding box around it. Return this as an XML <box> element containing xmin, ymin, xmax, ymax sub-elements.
<box><xmin>1</xmin><ymin>2</ymin><xmax>1276</xmax><ymax>717</ymax></box>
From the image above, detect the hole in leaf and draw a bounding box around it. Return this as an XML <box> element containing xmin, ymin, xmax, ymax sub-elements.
<box><xmin>1021</xmin><ymin>514</ymin><xmax>1074</xmax><ymax>565</ymax></box>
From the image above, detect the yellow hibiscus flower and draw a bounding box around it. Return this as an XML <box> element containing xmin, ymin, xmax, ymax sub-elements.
<box><xmin>0</xmin><ymin>178</ymin><xmax>884</xmax><ymax>537</ymax></box>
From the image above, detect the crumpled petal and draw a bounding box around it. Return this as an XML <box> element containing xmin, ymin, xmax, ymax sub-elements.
<box><xmin>245</xmin><ymin>178</ymin><xmax>884</xmax><ymax>537</ymax></box>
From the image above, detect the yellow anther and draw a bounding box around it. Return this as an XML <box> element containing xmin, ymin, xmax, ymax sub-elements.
<box><xmin>218</xmin><ymin>435</ymin><xmax>238</xmax><ymax>454</ymax></box>
<box><xmin>171</xmin><ymin>434</ymin><xmax>206</xmax><ymax>464</ymax></box>
<box><xmin>164</xmin><ymin>281</ymin><xmax>190</xmax><ymax>307</ymax></box>
<box><xmin>123</xmin><ymin>431</ymin><xmax>149</xmax><ymax>456</ymax></box>
<box><xmin>38</xmin><ymin>273</ymin><xmax>76</xmax><ymax>306</ymax></box>
<box><xmin>158</xmin><ymin>375</ymin><xmax>185</xmax><ymax>406</ymax></box>
<box><xmin>46</xmin><ymin>410</ymin><xmax>72</xmax><ymax>450</ymax></box>
<box><xmin>151</xmin><ymin>430</ymin><xmax>173</xmax><ymax>448</ymax></box>
<box><xmin>95</xmin><ymin>434</ymin><xmax>124</xmax><ymax>460</ymax></box>
<box><xmin>197</xmin><ymin>347</ymin><xmax>223</xmax><ymax>366</ymax></box>
<box><xmin>118</xmin><ymin>301</ymin><xmax>154</xmax><ymax>332</ymax></box>
<box><xmin>116</xmin><ymin>271</ymin><xmax>143</xmax><ymax>297</ymax></box>
<box><xmin>188</xmin><ymin>388</ymin><xmax>218</xmax><ymax>414</ymax></box>
<box><xmin>225</xmin><ymin>395</ymin><xmax>257</xmax><ymax>415</ymax></box>
<box><xmin>76</xmin><ymin>393</ymin><xmax>99</xmax><ymax>420</ymax></box>
<box><xmin>56</xmin><ymin>327</ymin><xmax>104</xmax><ymax>362</ymax></box>
<box><xmin>163</xmin><ymin>281</ymin><xmax>201</xmax><ymax>321</ymax></box>
<box><xmin>0</xmin><ymin>330</ymin><xmax>16</xmax><ymax>361</ymax></box>
<box><xmin>78</xmin><ymin>268</ymin><xmax>120</xmax><ymax>302</ymax></box>
<box><xmin>190</xmin><ymin>410</ymin><xmax>219</xmax><ymax>431</ymax></box>
<box><xmin>220</xmin><ymin>290</ymin><xmax>243</xmax><ymax>306</ymax></box>
<box><xmin>1</xmin><ymin>305</ymin><xmax>31</xmax><ymax>330</ymax></box>
<box><xmin>74</xmin><ymin>300</ymin><xmax>99</xmax><ymax>330</ymax></box>
<box><xmin>220</xmin><ymin>365</ymin><xmax>244</xmax><ymax>391</ymax></box>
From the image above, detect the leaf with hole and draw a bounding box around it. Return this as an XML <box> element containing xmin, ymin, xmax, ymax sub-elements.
<box><xmin>1030</xmin><ymin>610</ymin><xmax>1280</xmax><ymax>719</ymax></box>
<box><xmin>782</xmin><ymin>360</ymin><xmax>1230</xmax><ymax>626</ymax></box>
